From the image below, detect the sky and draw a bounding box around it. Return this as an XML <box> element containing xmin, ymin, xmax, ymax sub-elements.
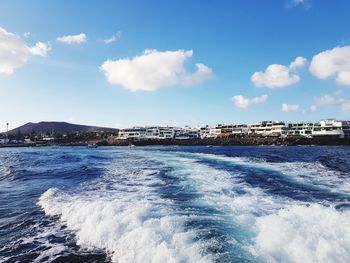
<box><xmin>1</xmin><ymin>0</ymin><xmax>350</xmax><ymax>131</ymax></box>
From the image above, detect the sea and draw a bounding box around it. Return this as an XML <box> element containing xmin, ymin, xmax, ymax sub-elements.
<box><xmin>1</xmin><ymin>146</ymin><xmax>350</xmax><ymax>263</ymax></box>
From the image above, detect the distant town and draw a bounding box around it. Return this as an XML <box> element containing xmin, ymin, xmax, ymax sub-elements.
<box><xmin>1</xmin><ymin>119</ymin><xmax>350</xmax><ymax>147</ymax></box>
<box><xmin>116</xmin><ymin>119</ymin><xmax>350</xmax><ymax>140</ymax></box>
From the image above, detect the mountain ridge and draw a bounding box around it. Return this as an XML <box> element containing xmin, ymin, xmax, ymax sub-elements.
<box><xmin>6</xmin><ymin>121</ymin><xmax>118</xmax><ymax>134</ymax></box>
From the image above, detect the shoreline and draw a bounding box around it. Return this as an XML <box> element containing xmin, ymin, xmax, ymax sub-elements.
<box><xmin>1</xmin><ymin>136</ymin><xmax>350</xmax><ymax>148</ymax></box>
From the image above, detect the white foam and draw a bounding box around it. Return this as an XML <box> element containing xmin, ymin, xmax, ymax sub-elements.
<box><xmin>251</xmin><ymin>204</ymin><xmax>350</xmax><ymax>263</ymax></box>
<box><xmin>38</xmin><ymin>156</ymin><xmax>211</xmax><ymax>263</ymax></box>
<box><xmin>183</xmin><ymin>151</ymin><xmax>350</xmax><ymax>195</ymax></box>
<box><xmin>38</xmin><ymin>149</ymin><xmax>350</xmax><ymax>263</ymax></box>
<box><xmin>143</xmin><ymin>150</ymin><xmax>350</xmax><ymax>263</ymax></box>
<box><xmin>33</xmin><ymin>244</ymin><xmax>67</xmax><ymax>263</ymax></box>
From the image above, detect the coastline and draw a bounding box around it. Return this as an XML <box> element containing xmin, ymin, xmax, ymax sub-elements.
<box><xmin>1</xmin><ymin>136</ymin><xmax>350</xmax><ymax>148</ymax></box>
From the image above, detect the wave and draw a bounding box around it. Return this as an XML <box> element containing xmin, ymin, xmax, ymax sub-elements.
<box><xmin>38</xmin><ymin>156</ymin><xmax>211</xmax><ymax>263</ymax></box>
<box><xmin>251</xmin><ymin>204</ymin><xmax>350</xmax><ymax>263</ymax></box>
<box><xmin>138</xmin><ymin>150</ymin><xmax>350</xmax><ymax>262</ymax></box>
<box><xmin>36</xmin><ymin>148</ymin><xmax>350</xmax><ymax>263</ymax></box>
<box><xmin>180</xmin><ymin>151</ymin><xmax>350</xmax><ymax>200</ymax></box>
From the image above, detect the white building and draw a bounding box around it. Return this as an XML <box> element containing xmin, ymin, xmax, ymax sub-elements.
<box><xmin>158</xmin><ymin>127</ymin><xmax>176</xmax><ymax>139</ymax></box>
<box><xmin>116</xmin><ymin>119</ymin><xmax>350</xmax><ymax>140</ymax></box>
<box><xmin>118</xmin><ymin>126</ymin><xmax>176</xmax><ymax>140</ymax></box>
<box><xmin>288</xmin><ymin>122</ymin><xmax>319</xmax><ymax>137</ymax></box>
<box><xmin>249</xmin><ymin>121</ymin><xmax>288</xmax><ymax>136</ymax></box>
<box><xmin>232</xmin><ymin>124</ymin><xmax>249</xmax><ymax>135</ymax></box>
<box><xmin>199</xmin><ymin>125</ymin><xmax>211</xmax><ymax>139</ymax></box>
<box><xmin>175</xmin><ymin>126</ymin><xmax>199</xmax><ymax>140</ymax></box>
<box><xmin>118</xmin><ymin>127</ymin><xmax>147</xmax><ymax>140</ymax></box>
<box><xmin>288</xmin><ymin>119</ymin><xmax>350</xmax><ymax>138</ymax></box>
<box><xmin>313</xmin><ymin>119</ymin><xmax>350</xmax><ymax>138</ymax></box>
<box><xmin>208</xmin><ymin>127</ymin><xmax>222</xmax><ymax>138</ymax></box>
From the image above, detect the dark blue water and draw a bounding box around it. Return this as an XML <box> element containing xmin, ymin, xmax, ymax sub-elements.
<box><xmin>1</xmin><ymin>146</ymin><xmax>350</xmax><ymax>262</ymax></box>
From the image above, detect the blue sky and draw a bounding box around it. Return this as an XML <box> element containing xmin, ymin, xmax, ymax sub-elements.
<box><xmin>1</xmin><ymin>0</ymin><xmax>350</xmax><ymax>131</ymax></box>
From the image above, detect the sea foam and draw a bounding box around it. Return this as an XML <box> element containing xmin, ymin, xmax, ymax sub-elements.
<box><xmin>38</xmin><ymin>160</ymin><xmax>210</xmax><ymax>263</ymax></box>
<box><xmin>252</xmin><ymin>204</ymin><xmax>350</xmax><ymax>263</ymax></box>
<box><xmin>149</xmin><ymin>150</ymin><xmax>350</xmax><ymax>263</ymax></box>
<box><xmin>38</xmin><ymin>149</ymin><xmax>350</xmax><ymax>263</ymax></box>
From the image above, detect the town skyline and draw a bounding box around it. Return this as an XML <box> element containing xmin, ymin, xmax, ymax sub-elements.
<box><xmin>1</xmin><ymin>0</ymin><xmax>350</xmax><ymax>132</ymax></box>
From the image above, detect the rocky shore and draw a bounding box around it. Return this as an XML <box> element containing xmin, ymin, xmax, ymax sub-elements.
<box><xmin>105</xmin><ymin>136</ymin><xmax>350</xmax><ymax>146</ymax></box>
<box><xmin>1</xmin><ymin>136</ymin><xmax>350</xmax><ymax>148</ymax></box>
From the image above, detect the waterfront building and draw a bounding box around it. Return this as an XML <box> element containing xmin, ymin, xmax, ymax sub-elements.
<box><xmin>216</xmin><ymin>124</ymin><xmax>235</xmax><ymax>138</ymax></box>
<box><xmin>248</xmin><ymin>121</ymin><xmax>288</xmax><ymax>136</ymax></box>
<box><xmin>116</xmin><ymin>119</ymin><xmax>350</xmax><ymax>140</ymax></box>
<box><xmin>313</xmin><ymin>119</ymin><xmax>350</xmax><ymax>138</ymax></box>
<box><xmin>145</xmin><ymin>127</ymin><xmax>160</xmax><ymax>139</ymax></box>
<box><xmin>288</xmin><ymin>120</ymin><xmax>350</xmax><ymax>138</ymax></box>
<box><xmin>175</xmin><ymin>126</ymin><xmax>199</xmax><ymax>140</ymax></box>
<box><xmin>118</xmin><ymin>126</ymin><xmax>176</xmax><ymax>140</ymax></box>
<box><xmin>118</xmin><ymin>127</ymin><xmax>147</xmax><ymax>140</ymax></box>
<box><xmin>158</xmin><ymin>127</ymin><xmax>176</xmax><ymax>139</ymax></box>
<box><xmin>232</xmin><ymin>124</ymin><xmax>249</xmax><ymax>135</ymax></box>
<box><xmin>208</xmin><ymin>127</ymin><xmax>222</xmax><ymax>138</ymax></box>
<box><xmin>288</xmin><ymin>122</ymin><xmax>319</xmax><ymax>137</ymax></box>
<box><xmin>199</xmin><ymin>125</ymin><xmax>211</xmax><ymax>139</ymax></box>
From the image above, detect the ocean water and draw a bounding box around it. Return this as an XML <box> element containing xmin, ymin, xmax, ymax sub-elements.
<box><xmin>1</xmin><ymin>146</ymin><xmax>350</xmax><ymax>263</ymax></box>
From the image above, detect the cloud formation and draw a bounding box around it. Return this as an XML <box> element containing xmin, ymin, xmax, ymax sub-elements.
<box><xmin>57</xmin><ymin>33</ymin><xmax>87</xmax><ymax>44</ymax></box>
<box><xmin>100</xmin><ymin>49</ymin><xmax>213</xmax><ymax>91</ymax></box>
<box><xmin>310</xmin><ymin>46</ymin><xmax>350</xmax><ymax>86</ymax></box>
<box><xmin>0</xmin><ymin>26</ymin><xmax>50</xmax><ymax>75</ymax></box>
<box><xmin>251</xmin><ymin>56</ymin><xmax>306</xmax><ymax>88</ymax></box>
<box><xmin>232</xmin><ymin>94</ymin><xmax>268</xmax><ymax>109</ymax></box>
<box><xmin>311</xmin><ymin>92</ymin><xmax>350</xmax><ymax>111</ymax></box>
<box><xmin>29</xmin><ymin>42</ymin><xmax>51</xmax><ymax>56</ymax></box>
<box><xmin>104</xmin><ymin>31</ymin><xmax>122</xmax><ymax>44</ymax></box>
<box><xmin>282</xmin><ymin>103</ymin><xmax>299</xmax><ymax>112</ymax></box>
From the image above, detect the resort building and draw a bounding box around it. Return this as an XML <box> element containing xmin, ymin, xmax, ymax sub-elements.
<box><xmin>199</xmin><ymin>125</ymin><xmax>211</xmax><ymax>139</ymax></box>
<box><xmin>288</xmin><ymin>122</ymin><xmax>320</xmax><ymax>137</ymax></box>
<box><xmin>232</xmin><ymin>124</ymin><xmax>249</xmax><ymax>136</ymax></box>
<box><xmin>208</xmin><ymin>127</ymin><xmax>222</xmax><ymax>138</ymax></box>
<box><xmin>175</xmin><ymin>126</ymin><xmax>200</xmax><ymax>140</ymax></box>
<box><xmin>115</xmin><ymin>119</ymin><xmax>350</xmax><ymax>140</ymax></box>
<box><xmin>248</xmin><ymin>121</ymin><xmax>288</xmax><ymax>136</ymax></box>
<box><xmin>312</xmin><ymin>119</ymin><xmax>350</xmax><ymax>138</ymax></box>
<box><xmin>118</xmin><ymin>126</ymin><xmax>178</xmax><ymax>140</ymax></box>
<box><xmin>118</xmin><ymin>127</ymin><xmax>147</xmax><ymax>140</ymax></box>
<box><xmin>288</xmin><ymin>120</ymin><xmax>350</xmax><ymax>138</ymax></box>
<box><xmin>158</xmin><ymin>127</ymin><xmax>177</xmax><ymax>139</ymax></box>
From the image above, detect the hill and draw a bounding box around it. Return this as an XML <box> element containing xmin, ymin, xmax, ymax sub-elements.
<box><xmin>7</xmin><ymin>121</ymin><xmax>118</xmax><ymax>135</ymax></box>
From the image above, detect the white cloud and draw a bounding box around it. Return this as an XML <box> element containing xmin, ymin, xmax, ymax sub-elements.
<box><xmin>310</xmin><ymin>46</ymin><xmax>350</xmax><ymax>86</ymax></box>
<box><xmin>232</xmin><ymin>94</ymin><xmax>268</xmax><ymax>109</ymax></box>
<box><xmin>181</xmin><ymin>63</ymin><xmax>213</xmax><ymax>86</ymax></box>
<box><xmin>281</xmin><ymin>103</ymin><xmax>299</xmax><ymax>112</ymax></box>
<box><xmin>100</xmin><ymin>49</ymin><xmax>213</xmax><ymax>91</ymax></box>
<box><xmin>104</xmin><ymin>31</ymin><xmax>121</xmax><ymax>44</ymax></box>
<box><xmin>251</xmin><ymin>56</ymin><xmax>306</xmax><ymax>88</ymax></box>
<box><xmin>0</xmin><ymin>26</ymin><xmax>50</xmax><ymax>75</ymax></box>
<box><xmin>313</xmin><ymin>92</ymin><xmax>350</xmax><ymax>111</ymax></box>
<box><xmin>314</xmin><ymin>94</ymin><xmax>339</xmax><ymax>106</ymax></box>
<box><xmin>29</xmin><ymin>42</ymin><xmax>51</xmax><ymax>57</ymax></box>
<box><xmin>56</xmin><ymin>33</ymin><xmax>87</xmax><ymax>44</ymax></box>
